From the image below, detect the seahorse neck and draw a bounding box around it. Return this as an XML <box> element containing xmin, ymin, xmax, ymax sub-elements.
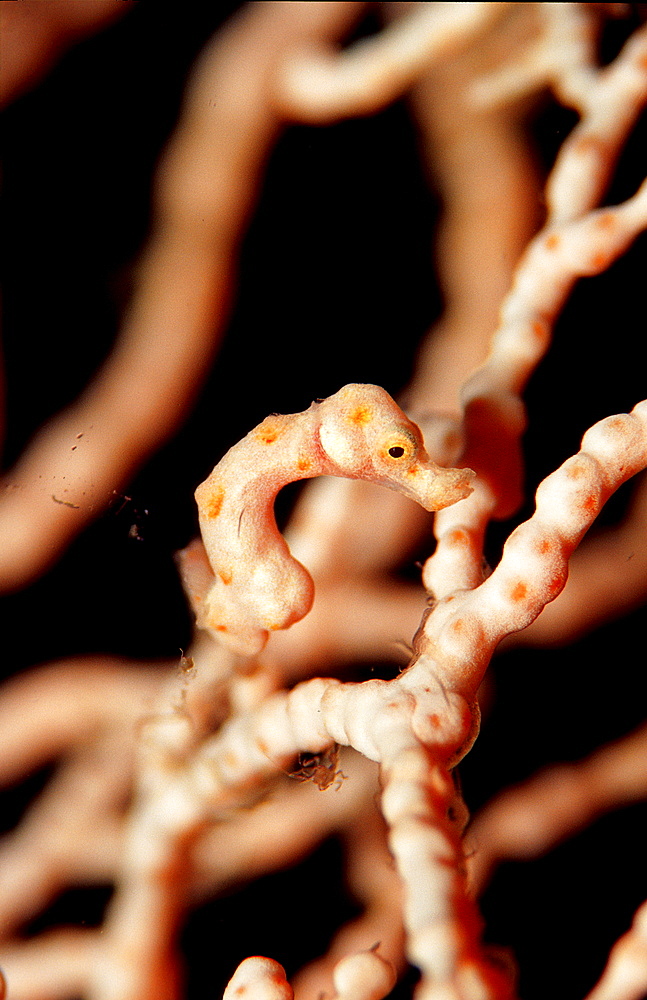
<box><xmin>225</xmin><ymin>404</ymin><xmax>333</xmax><ymax>521</ymax></box>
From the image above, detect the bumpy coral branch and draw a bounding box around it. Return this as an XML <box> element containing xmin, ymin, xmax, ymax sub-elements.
<box><xmin>423</xmin><ymin>13</ymin><xmax>647</xmax><ymax>608</ymax></box>
<box><xmin>512</xmin><ymin>470</ymin><xmax>647</xmax><ymax>646</ymax></box>
<box><xmin>223</xmin><ymin>951</ymin><xmax>397</xmax><ymax>1000</ymax></box>
<box><xmin>380</xmin><ymin>747</ymin><xmax>511</xmax><ymax>999</ymax></box>
<box><xmin>544</xmin><ymin>18</ymin><xmax>647</xmax><ymax>223</ymax></box>
<box><xmin>425</xmin><ymin>182</ymin><xmax>647</xmax><ymax>603</ymax></box>
<box><xmin>421</xmin><ymin>402</ymin><xmax>647</xmax><ymax>694</ymax></box>
<box><xmin>222</xmin><ymin>957</ymin><xmax>294</xmax><ymax>1000</ymax></box>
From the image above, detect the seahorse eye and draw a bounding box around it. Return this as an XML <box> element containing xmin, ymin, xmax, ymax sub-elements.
<box><xmin>379</xmin><ymin>425</ymin><xmax>419</xmax><ymax>466</ymax></box>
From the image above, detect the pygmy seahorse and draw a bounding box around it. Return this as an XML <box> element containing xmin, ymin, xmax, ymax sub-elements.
<box><xmin>177</xmin><ymin>383</ymin><xmax>474</xmax><ymax>655</ymax></box>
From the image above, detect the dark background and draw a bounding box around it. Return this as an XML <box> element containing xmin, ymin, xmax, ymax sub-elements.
<box><xmin>1</xmin><ymin>5</ymin><xmax>646</xmax><ymax>999</ymax></box>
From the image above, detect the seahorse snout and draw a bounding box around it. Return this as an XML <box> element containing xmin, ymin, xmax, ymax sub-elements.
<box><xmin>401</xmin><ymin>463</ymin><xmax>475</xmax><ymax>512</ymax></box>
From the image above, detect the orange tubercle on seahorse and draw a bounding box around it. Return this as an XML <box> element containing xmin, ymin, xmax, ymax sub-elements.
<box><xmin>196</xmin><ymin>482</ymin><xmax>225</xmax><ymax>519</ymax></box>
<box><xmin>255</xmin><ymin>415</ymin><xmax>289</xmax><ymax>445</ymax></box>
<box><xmin>348</xmin><ymin>404</ymin><xmax>373</xmax><ymax>425</ymax></box>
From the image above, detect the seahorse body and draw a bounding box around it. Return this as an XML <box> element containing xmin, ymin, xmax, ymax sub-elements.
<box><xmin>178</xmin><ymin>384</ymin><xmax>474</xmax><ymax>655</ymax></box>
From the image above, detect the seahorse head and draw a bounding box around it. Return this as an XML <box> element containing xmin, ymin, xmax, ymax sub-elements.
<box><xmin>316</xmin><ymin>383</ymin><xmax>474</xmax><ymax>511</ymax></box>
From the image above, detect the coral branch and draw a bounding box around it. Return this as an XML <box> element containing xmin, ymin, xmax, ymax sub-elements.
<box><xmin>277</xmin><ymin>2</ymin><xmax>505</xmax><ymax>123</ymax></box>
<box><xmin>0</xmin><ymin>1</ymin><xmax>362</xmax><ymax>590</ymax></box>
<box><xmin>585</xmin><ymin>901</ymin><xmax>647</xmax><ymax>1000</ymax></box>
<box><xmin>222</xmin><ymin>957</ymin><xmax>293</xmax><ymax>1000</ymax></box>
<box><xmin>420</xmin><ymin>402</ymin><xmax>647</xmax><ymax>696</ymax></box>
<box><xmin>467</xmin><ymin>722</ymin><xmax>647</xmax><ymax>896</ymax></box>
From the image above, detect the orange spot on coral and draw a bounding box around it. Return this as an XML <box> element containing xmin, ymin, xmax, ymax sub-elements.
<box><xmin>595</xmin><ymin>212</ymin><xmax>616</xmax><ymax>230</ymax></box>
<box><xmin>545</xmin><ymin>234</ymin><xmax>560</xmax><ymax>251</ymax></box>
<box><xmin>449</xmin><ymin>529</ymin><xmax>468</xmax><ymax>546</ymax></box>
<box><xmin>581</xmin><ymin>494</ymin><xmax>598</xmax><ymax>514</ymax></box>
<box><xmin>297</xmin><ymin>456</ymin><xmax>312</xmax><ymax>472</ymax></box>
<box><xmin>224</xmin><ymin>751</ymin><xmax>238</xmax><ymax>768</ymax></box>
<box><xmin>510</xmin><ymin>582</ymin><xmax>528</xmax><ymax>602</ymax></box>
<box><xmin>574</xmin><ymin>135</ymin><xmax>604</xmax><ymax>156</ymax></box>
<box><xmin>267</xmin><ymin>623</ymin><xmax>282</xmax><ymax>631</ymax></box>
<box><xmin>575</xmin><ymin>135</ymin><xmax>609</xmax><ymax>156</ymax></box>
<box><xmin>590</xmin><ymin>252</ymin><xmax>610</xmax><ymax>271</ymax></box>
<box><xmin>216</xmin><ymin>624</ymin><xmax>228</xmax><ymax>633</ymax></box>
<box><xmin>430</xmin><ymin>714</ymin><xmax>441</xmax><ymax>728</ymax></box>
<box><xmin>218</xmin><ymin>569</ymin><xmax>232</xmax><ymax>585</ymax></box>
<box><xmin>348</xmin><ymin>404</ymin><xmax>373</xmax><ymax>425</ymax></box>
<box><xmin>452</xmin><ymin>619</ymin><xmax>465</xmax><ymax>632</ymax></box>
<box><xmin>537</xmin><ymin>539</ymin><xmax>552</xmax><ymax>555</ymax></box>
<box><xmin>531</xmin><ymin>318</ymin><xmax>549</xmax><ymax>340</ymax></box>
<box><xmin>566</xmin><ymin>462</ymin><xmax>587</xmax><ymax>480</ymax></box>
